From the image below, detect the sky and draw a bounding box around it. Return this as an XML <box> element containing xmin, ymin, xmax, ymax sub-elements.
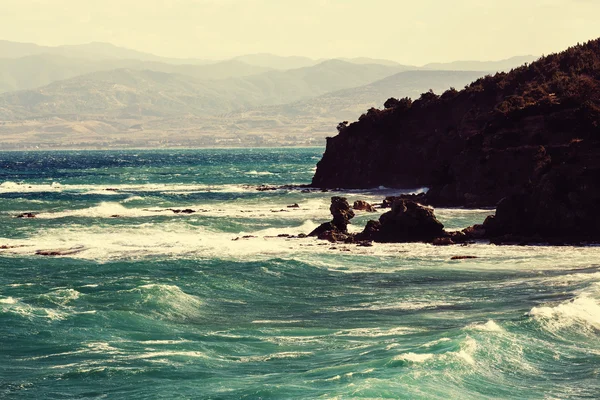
<box><xmin>1</xmin><ymin>0</ymin><xmax>600</xmax><ymax>65</ymax></box>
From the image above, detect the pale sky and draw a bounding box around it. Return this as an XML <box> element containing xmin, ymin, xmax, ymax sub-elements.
<box><xmin>2</xmin><ymin>0</ymin><xmax>599</xmax><ymax>65</ymax></box>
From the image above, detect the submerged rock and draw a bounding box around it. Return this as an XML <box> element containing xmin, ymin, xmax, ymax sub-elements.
<box><xmin>35</xmin><ymin>246</ymin><xmax>86</xmax><ymax>256</ymax></box>
<box><xmin>451</xmin><ymin>256</ymin><xmax>479</xmax><ymax>260</ymax></box>
<box><xmin>168</xmin><ymin>208</ymin><xmax>196</xmax><ymax>214</ymax></box>
<box><xmin>256</xmin><ymin>185</ymin><xmax>278</xmax><ymax>192</ymax></box>
<box><xmin>15</xmin><ymin>212</ymin><xmax>37</xmax><ymax>219</ymax></box>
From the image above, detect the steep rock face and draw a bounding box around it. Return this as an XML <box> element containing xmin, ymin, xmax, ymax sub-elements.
<box><xmin>312</xmin><ymin>39</ymin><xmax>600</xmax><ymax>210</ymax></box>
<box><xmin>481</xmin><ymin>142</ymin><xmax>600</xmax><ymax>242</ymax></box>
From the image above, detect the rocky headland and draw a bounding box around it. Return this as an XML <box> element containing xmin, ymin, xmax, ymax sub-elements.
<box><xmin>311</xmin><ymin>39</ymin><xmax>600</xmax><ymax>244</ymax></box>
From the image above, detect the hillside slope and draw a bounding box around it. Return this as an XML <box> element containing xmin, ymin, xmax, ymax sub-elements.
<box><xmin>0</xmin><ymin>60</ymin><xmax>406</xmax><ymax>119</ymax></box>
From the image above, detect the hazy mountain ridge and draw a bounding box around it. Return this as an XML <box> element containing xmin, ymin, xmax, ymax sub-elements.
<box><xmin>0</xmin><ymin>54</ymin><xmax>275</xmax><ymax>93</ymax></box>
<box><xmin>422</xmin><ymin>55</ymin><xmax>538</xmax><ymax>71</ymax></box>
<box><xmin>0</xmin><ymin>60</ymin><xmax>409</xmax><ymax>119</ymax></box>
<box><xmin>0</xmin><ymin>40</ymin><xmax>211</xmax><ymax>64</ymax></box>
<box><xmin>0</xmin><ymin>39</ymin><xmax>541</xmax><ymax>148</ymax></box>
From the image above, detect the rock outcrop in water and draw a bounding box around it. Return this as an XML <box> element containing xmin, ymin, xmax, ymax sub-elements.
<box><xmin>357</xmin><ymin>199</ymin><xmax>445</xmax><ymax>243</ymax></box>
<box><xmin>309</xmin><ymin>197</ymin><xmax>355</xmax><ymax>241</ymax></box>
<box><xmin>312</xmin><ymin>38</ymin><xmax>600</xmax><ymax>243</ymax></box>
<box><xmin>353</xmin><ymin>200</ymin><xmax>376</xmax><ymax>212</ymax></box>
<box><xmin>311</xmin><ymin>197</ymin><xmax>454</xmax><ymax>244</ymax></box>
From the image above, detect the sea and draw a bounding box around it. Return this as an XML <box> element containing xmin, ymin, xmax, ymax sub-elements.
<box><xmin>0</xmin><ymin>148</ymin><xmax>599</xmax><ymax>399</ymax></box>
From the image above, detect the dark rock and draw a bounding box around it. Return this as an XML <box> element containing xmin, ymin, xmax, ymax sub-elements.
<box><xmin>232</xmin><ymin>235</ymin><xmax>257</xmax><ymax>241</ymax></box>
<box><xmin>15</xmin><ymin>212</ymin><xmax>36</xmax><ymax>218</ymax></box>
<box><xmin>448</xmin><ymin>231</ymin><xmax>468</xmax><ymax>243</ymax></box>
<box><xmin>462</xmin><ymin>224</ymin><xmax>487</xmax><ymax>240</ymax></box>
<box><xmin>355</xmin><ymin>220</ymin><xmax>381</xmax><ymax>241</ymax></box>
<box><xmin>297</xmin><ymin>233</ymin><xmax>307</xmax><ymax>238</ymax></box>
<box><xmin>432</xmin><ymin>237</ymin><xmax>454</xmax><ymax>246</ymax></box>
<box><xmin>374</xmin><ymin>200</ymin><xmax>445</xmax><ymax>243</ymax></box>
<box><xmin>0</xmin><ymin>245</ymin><xmax>28</xmax><ymax>249</ymax></box>
<box><xmin>309</xmin><ymin>39</ymin><xmax>600</xmax><ymax>245</ymax></box>
<box><xmin>382</xmin><ymin>193</ymin><xmax>429</xmax><ymax>208</ymax></box>
<box><xmin>167</xmin><ymin>209</ymin><xmax>196</xmax><ymax>214</ymax></box>
<box><xmin>36</xmin><ymin>246</ymin><xmax>86</xmax><ymax>256</ymax></box>
<box><xmin>105</xmin><ymin>188</ymin><xmax>119</xmax><ymax>192</ymax></box>
<box><xmin>451</xmin><ymin>256</ymin><xmax>479</xmax><ymax>260</ymax></box>
<box><xmin>287</xmin><ymin>203</ymin><xmax>300</xmax><ymax>208</ymax></box>
<box><xmin>353</xmin><ymin>200</ymin><xmax>376</xmax><ymax>212</ymax></box>
<box><xmin>309</xmin><ymin>197</ymin><xmax>355</xmax><ymax>239</ymax></box>
<box><xmin>318</xmin><ymin>230</ymin><xmax>349</xmax><ymax>243</ymax></box>
<box><xmin>256</xmin><ymin>185</ymin><xmax>278</xmax><ymax>191</ymax></box>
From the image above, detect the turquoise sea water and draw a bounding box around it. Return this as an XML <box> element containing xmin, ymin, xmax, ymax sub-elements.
<box><xmin>0</xmin><ymin>148</ymin><xmax>599</xmax><ymax>399</ymax></box>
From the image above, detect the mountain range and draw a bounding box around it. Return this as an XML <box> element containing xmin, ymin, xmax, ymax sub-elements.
<box><xmin>0</xmin><ymin>40</ymin><xmax>538</xmax><ymax>148</ymax></box>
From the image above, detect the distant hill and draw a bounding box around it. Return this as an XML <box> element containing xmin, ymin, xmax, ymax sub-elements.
<box><xmin>0</xmin><ymin>55</ymin><xmax>273</xmax><ymax>93</ymax></box>
<box><xmin>0</xmin><ymin>60</ymin><xmax>407</xmax><ymax>119</ymax></box>
<box><xmin>290</xmin><ymin>70</ymin><xmax>486</xmax><ymax>120</ymax></box>
<box><xmin>0</xmin><ymin>40</ymin><xmax>211</xmax><ymax>65</ymax></box>
<box><xmin>422</xmin><ymin>55</ymin><xmax>538</xmax><ymax>72</ymax></box>
<box><xmin>337</xmin><ymin>57</ymin><xmax>410</xmax><ymax>67</ymax></box>
<box><xmin>230</xmin><ymin>53</ymin><xmax>319</xmax><ymax>70</ymax></box>
<box><xmin>218</xmin><ymin>70</ymin><xmax>484</xmax><ymax>137</ymax></box>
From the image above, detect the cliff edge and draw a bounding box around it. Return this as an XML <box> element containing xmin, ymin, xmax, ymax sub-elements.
<box><xmin>312</xmin><ymin>39</ymin><xmax>600</xmax><ymax>242</ymax></box>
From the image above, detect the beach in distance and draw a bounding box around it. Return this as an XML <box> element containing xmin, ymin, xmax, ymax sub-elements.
<box><xmin>1</xmin><ymin>148</ymin><xmax>599</xmax><ymax>399</ymax></box>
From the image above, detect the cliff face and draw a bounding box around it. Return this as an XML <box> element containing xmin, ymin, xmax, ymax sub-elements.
<box><xmin>312</xmin><ymin>39</ymin><xmax>600</xmax><ymax>210</ymax></box>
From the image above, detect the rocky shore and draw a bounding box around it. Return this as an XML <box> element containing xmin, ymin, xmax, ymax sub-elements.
<box><xmin>310</xmin><ymin>39</ymin><xmax>600</xmax><ymax>244</ymax></box>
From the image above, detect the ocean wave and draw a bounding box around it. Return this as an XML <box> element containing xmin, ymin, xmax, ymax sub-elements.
<box><xmin>39</xmin><ymin>288</ymin><xmax>82</xmax><ymax>306</ymax></box>
<box><xmin>128</xmin><ymin>284</ymin><xmax>203</xmax><ymax>321</ymax></box>
<box><xmin>0</xmin><ymin>296</ymin><xmax>18</xmax><ymax>304</ymax></box>
<box><xmin>529</xmin><ymin>287</ymin><xmax>600</xmax><ymax>334</ymax></box>
<box><xmin>466</xmin><ymin>320</ymin><xmax>505</xmax><ymax>332</ymax></box>
<box><xmin>0</xmin><ymin>297</ymin><xmax>67</xmax><ymax>321</ymax></box>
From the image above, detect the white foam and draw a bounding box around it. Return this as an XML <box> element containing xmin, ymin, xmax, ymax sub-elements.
<box><xmin>421</xmin><ymin>337</ymin><xmax>452</xmax><ymax>348</ymax></box>
<box><xmin>126</xmin><ymin>351</ymin><xmax>208</xmax><ymax>360</ymax></box>
<box><xmin>393</xmin><ymin>352</ymin><xmax>434</xmax><ymax>363</ymax></box>
<box><xmin>454</xmin><ymin>336</ymin><xmax>477</xmax><ymax>365</ymax></box>
<box><xmin>324</xmin><ymin>300</ymin><xmax>454</xmax><ymax>313</ymax></box>
<box><xmin>40</xmin><ymin>289</ymin><xmax>81</xmax><ymax>306</ymax></box>
<box><xmin>237</xmin><ymin>352</ymin><xmax>313</xmax><ymax>363</ymax></box>
<box><xmin>0</xmin><ymin>297</ymin><xmax>17</xmax><ymax>304</ymax></box>
<box><xmin>245</xmin><ymin>170</ymin><xmax>274</xmax><ymax>176</ymax></box>
<box><xmin>252</xmin><ymin>320</ymin><xmax>304</xmax><ymax>324</ymax></box>
<box><xmin>333</xmin><ymin>327</ymin><xmax>419</xmax><ymax>337</ymax></box>
<box><xmin>467</xmin><ymin>320</ymin><xmax>504</xmax><ymax>332</ymax></box>
<box><xmin>0</xmin><ymin>181</ymin><xmax>259</xmax><ymax>195</ymax></box>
